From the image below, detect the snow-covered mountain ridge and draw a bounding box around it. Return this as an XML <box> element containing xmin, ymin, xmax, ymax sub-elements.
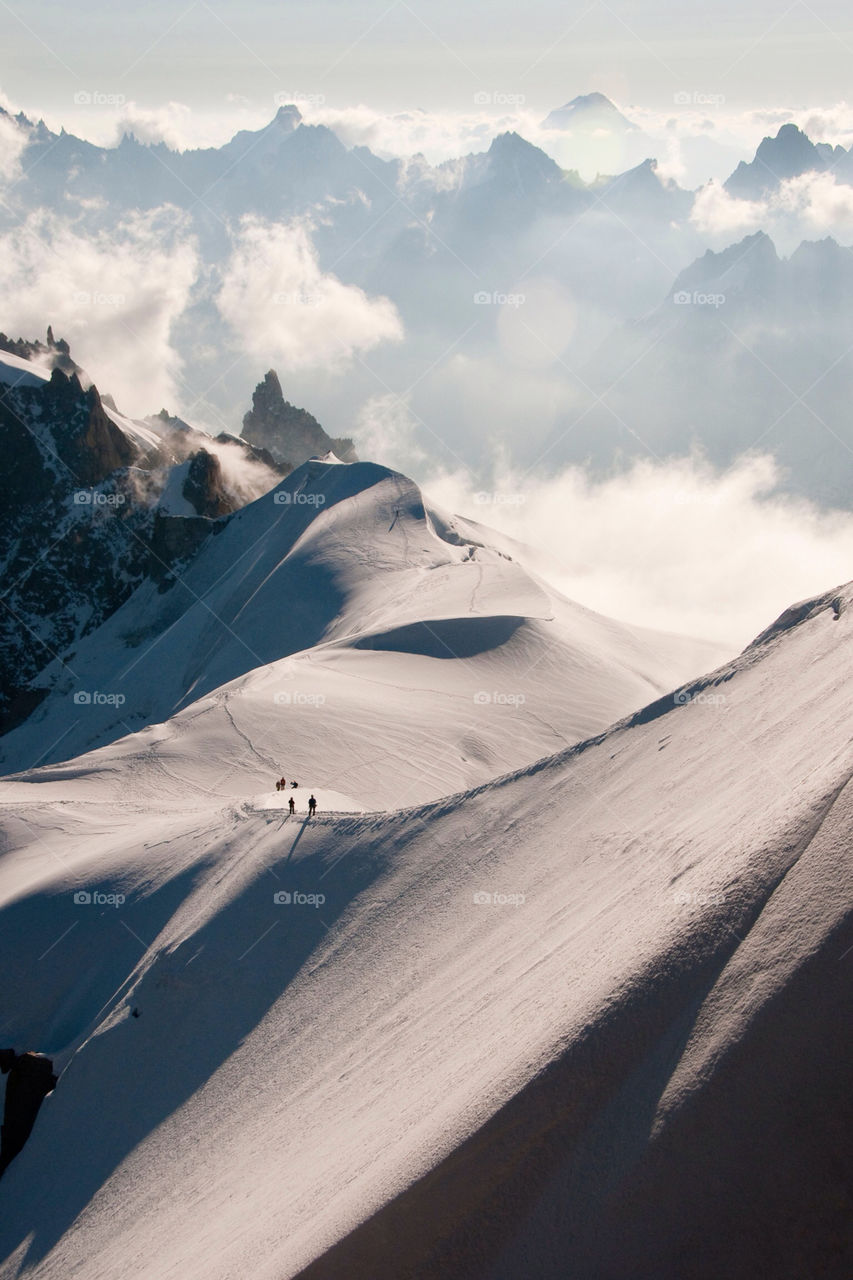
<box><xmin>0</xmin><ymin>572</ymin><xmax>849</xmax><ymax>1278</ymax></box>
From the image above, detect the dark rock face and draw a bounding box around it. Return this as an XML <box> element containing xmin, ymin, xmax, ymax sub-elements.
<box><xmin>48</xmin><ymin>372</ymin><xmax>136</xmax><ymax>486</ymax></box>
<box><xmin>149</xmin><ymin>512</ymin><xmax>221</xmax><ymax>584</ymax></box>
<box><xmin>213</xmin><ymin>432</ymin><xmax>286</xmax><ymax>476</ymax></box>
<box><xmin>0</xmin><ymin>338</ymin><xmax>294</xmax><ymax>738</ymax></box>
<box><xmin>0</xmin><ymin>1049</ymin><xmax>57</xmax><ymax>1176</ymax></box>
<box><xmin>0</xmin><ymin>327</ymin><xmax>78</xmax><ymax>379</ymax></box>
<box><xmin>182</xmin><ymin>449</ymin><xmax>233</xmax><ymax>519</ymax></box>
<box><xmin>0</xmin><ymin>361</ymin><xmax>222</xmax><ymax>731</ymax></box>
<box><xmin>241</xmin><ymin>370</ymin><xmax>357</xmax><ymax>467</ymax></box>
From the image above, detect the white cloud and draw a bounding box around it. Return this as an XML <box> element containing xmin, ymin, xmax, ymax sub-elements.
<box><xmin>776</xmin><ymin>171</ymin><xmax>853</xmax><ymax>236</ymax></box>
<box><xmin>216</xmin><ymin>216</ymin><xmax>403</xmax><ymax>372</ymax></box>
<box><xmin>421</xmin><ymin>454</ymin><xmax>853</xmax><ymax>648</ymax></box>
<box><xmin>691</xmin><ymin>171</ymin><xmax>853</xmax><ymax>250</ymax></box>
<box><xmin>0</xmin><ymin>111</ymin><xmax>26</xmax><ymax>182</ymax></box>
<box><xmin>690</xmin><ymin>181</ymin><xmax>767</xmax><ymax>239</ymax></box>
<box><xmin>0</xmin><ymin>207</ymin><xmax>199</xmax><ymax>414</ymax></box>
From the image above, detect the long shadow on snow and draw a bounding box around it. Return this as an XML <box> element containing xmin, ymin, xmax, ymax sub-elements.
<box><xmin>0</xmin><ymin>814</ymin><xmax>389</xmax><ymax>1268</ymax></box>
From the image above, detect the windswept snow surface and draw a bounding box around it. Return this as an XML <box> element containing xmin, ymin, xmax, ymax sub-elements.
<box><xmin>0</xmin><ymin>458</ymin><xmax>727</xmax><ymax>808</ymax></box>
<box><xmin>0</xmin><ymin>584</ymin><xmax>850</xmax><ymax>1278</ymax></box>
<box><xmin>0</xmin><ymin>350</ymin><xmax>49</xmax><ymax>390</ymax></box>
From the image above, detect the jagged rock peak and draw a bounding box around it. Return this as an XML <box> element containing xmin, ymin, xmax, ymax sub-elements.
<box><xmin>241</xmin><ymin>370</ymin><xmax>357</xmax><ymax>468</ymax></box>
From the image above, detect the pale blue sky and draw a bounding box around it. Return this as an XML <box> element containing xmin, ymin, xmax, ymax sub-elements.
<box><xmin>2</xmin><ymin>0</ymin><xmax>853</xmax><ymax>121</ymax></box>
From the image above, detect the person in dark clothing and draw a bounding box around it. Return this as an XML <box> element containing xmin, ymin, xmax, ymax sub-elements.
<box><xmin>288</xmin><ymin>795</ymin><xmax>295</xmax><ymax>814</ymax></box>
<box><xmin>308</xmin><ymin>794</ymin><xmax>317</xmax><ymax>816</ymax></box>
<box><xmin>275</xmin><ymin>780</ymin><xmax>281</xmax><ymax>792</ymax></box>
<box><xmin>279</xmin><ymin>777</ymin><xmax>286</xmax><ymax>790</ymax></box>
<box><xmin>0</xmin><ymin>1049</ymin><xmax>57</xmax><ymax>1177</ymax></box>
<box><xmin>291</xmin><ymin>781</ymin><xmax>298</xmax><ymax>788</ymax></box>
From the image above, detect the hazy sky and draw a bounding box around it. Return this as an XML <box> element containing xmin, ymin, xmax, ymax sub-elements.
<box><xmin>3</xmin><ymin>0</ymin><xmax>853</xmax><ymax>124</ymax></box>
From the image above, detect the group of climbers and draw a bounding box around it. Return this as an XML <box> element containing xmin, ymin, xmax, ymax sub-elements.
<box><xmin>274</xmin><ymin>776</ymin><xmax>317</xmax><ymax>816</ymax></box>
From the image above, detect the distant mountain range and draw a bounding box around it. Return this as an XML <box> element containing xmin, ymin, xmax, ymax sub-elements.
<box><xmin>1</xmin><ymin>102</ymin><xmax>852</xmax><ymax>510</ymax></box>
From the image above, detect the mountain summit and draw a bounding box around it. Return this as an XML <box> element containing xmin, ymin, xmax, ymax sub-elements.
<box><xmin>542</xmin><ymin>92</ymin><xmax>636</xmax><ymax>132</ymax></box>
<box><xmin>241</xmin><ymin>370</ymin><xmax>358</xmax><ymax>467</ymax></box>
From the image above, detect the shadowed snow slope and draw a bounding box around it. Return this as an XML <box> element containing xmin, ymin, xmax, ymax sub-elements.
<box><xmin>0</xmin><ymin>585</ymin><xmax>850</xmax><ymax>1278</ymax></box>
<box><xmin>0</xmin><ymin>456</ymin><xmax>726</xmax><ymax>808</ymax></box>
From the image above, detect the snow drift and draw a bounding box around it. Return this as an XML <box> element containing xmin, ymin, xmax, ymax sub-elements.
<box><xmin>0</xmin><ymin>582</ymin><xmax>850</xmax><ymax>1278</ymax></box>
<box><xmin>0</xmin><ymin>455</ymin><xmax>725</xmax><ymax>806</ymax></box>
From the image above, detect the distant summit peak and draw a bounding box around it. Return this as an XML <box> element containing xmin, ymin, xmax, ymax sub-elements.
<box><xmin>241</xmin><ymin>370</ymin><xmax>357</xmax><ymax>469</ymax></box>
<box><xmin>272</xmin><ymin>103</ymin><xmax>303</xmax><ymax>131</ymax></box>
<box><xmin>724</xmin><ymin>122</ymin><xmax>830</xmax><ymax>198</ymax></box>
<box><xmin>569</xmin><ymin>91</ymin><xmax>620</xmax><ymax>111</ymax></box>
<box><xmin>542</xmin><ymin>92</ymin><xmax>636</xmax><ymax>133</ymax></box>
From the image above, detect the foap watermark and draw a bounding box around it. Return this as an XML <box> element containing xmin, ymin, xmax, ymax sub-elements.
<box><xmin>673</xmin><ymin>91</ymin><xmax>726</xmax><ymax>106</ymax></box>
<box><xmin>73</xmin><ymin>90</ymin><xmax>127</xmax><ymax>107</ymax></box>
<box><xmin>73</xmin><ymin>889</ymin><xmax>126</xmax><ymax>907</ymax></box>
<box><xmin>671</xmin><ymin>888</ymin><xmax>727</xmax><ymax>907</ymax></box>
<box><xmin>473</xmin><ymin>891</ymin><xmax>526</xmax><ymax>906</ymax></box>
<box><xmin>474</xmin><ymin>291</ymin><xmax>525</xmax><ymax>307</ymax></box>
<box><xmin>272</xmin><ymin>291</ymin><xmax>324</xmax><ymax>307</ymax></box>
<box><xmin>73</xmin><ymin>690</ymin><xmax>126</xmax><ymax>707</ymax></box>
<box><xmin>673</xmin><ymin>690</ymin><xmax>727</xmax><ymax>707</ymax></box>
<box><xmin>273</xmin><ymin>691</ymin><xmax>326</xmax><ymax>707</ymax></box>
<box><xmin>673</xmin><ymin>290</ymin><xmax>725</xmax><ymax>308</ymax></box>
<box><xmin>273</xmin><ymin>890</ymin><xmax>326</xmax><ymax>907</ymax></box>
<box><xmin>74</xmin><ymin>489</ymin><xmax>126</xmax><ymax>507</ymax></box>
<box><xmin>473</xmin><ymin>90</ymin><xmax>526</xmax><ymax>106</ymax></box>
<box><xmin>274</xmin><ymin>90</ymin><xmax>326</xmax><ymax>108</ymax></box>
<box><xmin>473</xmin><ymin>491</ymin><xmax>525</xmax><ymax>506</ymax></box>
<box><xmin>72</xmin><ymin>290</ymin><xmax>126</xmax><ymax>308</ymax></box>
<box><xmin>274</xmin><ymin>491</ymin><xmax>326</xmax><ymax>507</ymax></box>
<box><xmin>474</xmin><ymin>691</ymin><xmax>526</xmax><ymax>707</ymax></box>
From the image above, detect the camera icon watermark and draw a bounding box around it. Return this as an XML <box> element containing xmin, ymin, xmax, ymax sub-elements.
<box><xmin>673</xmin><ymin>91</ymin><xmax>726</xmax><ymax>107</ymax></box>
<box><xmin>473</xmin><ymin>91</ymin><xmax>526</xmax><ymax>106</ymax></box>
<box><xmin>273</xmin><ymin>491</ymin><xmax>326</xmax><ymax>506</ymax></box>
<box><xmin>273</xmin><ymin>691</ymin><xmax>326</xmax><ymax>706</ymax></box>
<box><xmin>272</xmin><ymin>291</ymin><xmax>323</xmax><ymax>307</ymax></box>
<box><xmin>474</xmin><ymin>691</ymin><xmax>526</xmax><ymax>707</ymax></box>
<box><xmin>73</xmin><ymin>90</ymin><xmax>127</xmax><ymax>107</ymax></box>
<box><xmin>274</xmin><ymin>90</ymin><xmax>326</xmax><ymax>108</ymax></box>
<box><xmin>673</xmin><ymin>290</ymin><xmax>725</xmax><ymax>308</ymax></box>
<box><xmin>473</xmin><ymin>491</ymin><xmax>525</xmax><ymax>506</ymax></box>
<box><xmin>73</xmin><ymin>489</ymin><xmax>126</xmax><ymax>507</ymax></box>
<box><xmin>673</xmin><ymin>690</ymin><xmax>726</xmax><ymax>707</ymax></box>
<box><xmin>672</xmin><ymin>888</ymin><xmax>726</xmax><ymax>907</ymax></box>
<box><xmin>473</xmin><ymin>291</ymin><xmax>525</xmax><ymax>307</ymax></box>
<box><xmin>71</xmin><ymin>290</ymin><xmax>126</xmax><ymax>308</ymax></box>
<box><xmin>73</xmin><ymin>888</ymin><xmax>126</xmax><ymax>907</ymax></box>
<box><xmin>73</xmin><ymin>690</ymin><xmax>126</xmax><ymax>707</ymax></box>
<box><xmin>273</xmin><ymin>890</ymin><xmax>326</xmax><ymax>907</ymax></box>
<box><xmin>473</xmin><ymin>890</ymin><xmax>525</xmax><ymax>906</ymax></box>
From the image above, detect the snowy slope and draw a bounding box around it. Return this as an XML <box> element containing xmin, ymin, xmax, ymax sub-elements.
<box><xmin>0</xmin><ymin>456</ymin><xmax>727</xmax><ymax>805</ymax></box>
<box><xmin>0</xmin><ymin>584</ymin><xmax>849</xmax><ymax>1278</ymax></box>
<box><xmin>0</xmin><ymin>351</ymin><xmax>47</xmax><ymax>390</ymax></box>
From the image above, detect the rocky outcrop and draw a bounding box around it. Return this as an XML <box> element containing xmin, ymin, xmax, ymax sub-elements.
<box><xmin>182</xmin><ymin>449</ymin><xmax>233</xmax><ymax>519</ymax></box>
<box><xmin>0</xmin><ymin>326</ymin><xmax>82</xmax><ymax>380</ymax></box>
<box><xmin>0</xmin><ymin>342</ymin><xmax>324</xmax><ymax>737</ymax></box>
<box><xmin>213</xmin><ymin>432</ymin><xmax>286</xmax><ymax>475</ymax></box>
<box><xmin>0</xmin><ymin>1049</ymin><xmax>57</xmax><ymax>1177</ymax></box>
<box><xmin>0</xmin><ymin>364</ymin><xmax>221</xmax><ymax>729</ymax></box>
<box><xmin>241</xmin><ymin>370</ymin><xmax>357</xmax><ymax>467</ymax></box>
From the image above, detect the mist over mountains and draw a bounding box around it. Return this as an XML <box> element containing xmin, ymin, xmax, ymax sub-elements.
<box><xmin>0</xmin><ymin>66</ymin><xmax>851</xmax><ymax>1280</ymax></box>
<box><xmin>2</xmin><ymin>98</ymin><xmax>853</xmax><ymax>512</ymax></box>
